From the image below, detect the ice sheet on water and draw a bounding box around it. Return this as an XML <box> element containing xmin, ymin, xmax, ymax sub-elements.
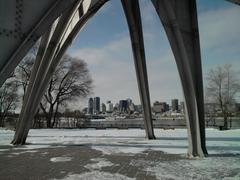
<box><xmin>0</xmin><ymin>128</ymin><xmax>239</xmax><ymax>155</ymax></box>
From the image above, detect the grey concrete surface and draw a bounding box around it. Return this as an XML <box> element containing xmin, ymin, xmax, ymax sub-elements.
<box><xmin>0</xmin><ymin>146</ymin><xmax>183</xmax><ymax>180</ymax></box>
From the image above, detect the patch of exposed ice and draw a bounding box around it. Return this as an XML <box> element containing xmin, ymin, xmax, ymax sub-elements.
<box><xmin>14</xmin><ymin>144</ymin><xmax>51</xmax><ymax>150</ymax></box>
<box><xmin>52</xmin><ymin>171</ymin><xmax>135</xmax><ymax>180</ymax></box>
<box><xmin>84</xmin><ymin>158</ymin><xmax>115</xmax><ymax>170</ymax></box>
<box><xmin>7</xmin><ymin>155</ymin><xmax>14</xmax><ymax>158</ymax></box>
<box><xmin>50</xmin><ymin>157</ymin><xmax>72</xmax><ymax>163</ymax></box>
<box><xmin>41</xmin><ymin>152</ymin><xmax>49</xmax><ymax>155</ymax></box>
<box><xmin>11</xmin><ymin>150</ymin><xmax>38</xmax><ymax>155</ymax></box>
<box><xmin>92</xmin><ymin>146</ymin><xmax>146</xmax><ymax>155</ymax></box>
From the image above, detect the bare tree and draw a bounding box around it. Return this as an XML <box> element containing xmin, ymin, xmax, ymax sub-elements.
<box><xmin>206</xmin><ymin>64</ymin><xmax>240</xmax><ymax>129</ymax></box>
<box><xmin>15</xmin><ymin>57</ymin><xmax>34</xmax><ymax>100</ymax></box>
<box><xmin>14</xmin><ymin>52</ymin><xmax>92</xmax><ymax>128</ymax></box>
<box><xmin>39</xmin><ymin>55</ymin><xmax>93</xmax><ymax>128</ymax></box>
<box><xmin>14</xmin><ymin>43</ymin><xmax>38</xmax><ymax>100</ymax></box>
<box><xmin>0</xmin><ymin>79</ymin><xmax>18</xmax><ymax>127</ymax></box>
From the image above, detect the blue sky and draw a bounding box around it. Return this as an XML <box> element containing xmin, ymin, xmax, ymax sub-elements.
<box><xmin>68</xmin><ymin>0</ymin><xmax>240</xmax><ymax>108</ymax></box>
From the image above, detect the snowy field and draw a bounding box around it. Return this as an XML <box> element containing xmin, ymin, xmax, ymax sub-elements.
<box><xmin>0</xmin><ymin>128</ymin><xmax>240</xmax><ymax>179</ymax></box>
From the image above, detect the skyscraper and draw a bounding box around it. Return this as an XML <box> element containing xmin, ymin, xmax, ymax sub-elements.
<box><xmin>88</xmin><ymin>98</ymin><xmax>93</xmax><ymax>115</ymax></box>
<box><xmin>153</xmin><ymin>101</ymin><xmax>168</xmax><ymax>113</ymax></box>
<box><xmin>93</xmin><ymin>97</ymin><xmax>100</xmax><ymax>114</ymax></box>
<box><xmin>119</xmin><ymin>100</ymin><xmax>128</xmax><ymax>112</ymax></box>
<box><xmin>106</xmin><ymin>101</ymin><xmax>114</xmax><ymax>113</ymax></box>
<box><xmin>180</xmin><ymin>101</ymin><xmax>185</xmax><ymax>113</ymax></box>
<box><xmin>101</xmin><ymin>103</ymin><xmax>106</xmax><ymax>113</ymax></box>
<box><xmin>171</xmin><ymin>99</ymin><xmax>179</xmax><ymax>112</ymax></box>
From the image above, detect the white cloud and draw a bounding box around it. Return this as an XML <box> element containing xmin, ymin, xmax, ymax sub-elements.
<box><xmin>69</xmin><ymin>3</ymin><xmax>240</xmax><ymax>108</ymax></box>
<box><xmin>199</xmin><ymin>6</ymin><xmax>240</xmax><ymax>51</ymax></box>
<box><xmin>198</xmin><ymin>5</ymin><xmax>240</xmax><ymax>83</ymax></box>
<box><xmin>72</xmin><ymin>33</ymin><xmax>183</xmax><ymax>106</ymax></box>
<box><xmin>72</xmin><ymin>36</ymin><xmax>140</xmax><ymax>105</ymax></box>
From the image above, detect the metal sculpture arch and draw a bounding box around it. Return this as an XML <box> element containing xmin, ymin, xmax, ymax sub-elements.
<box><xmin>0</xmin><ymin>0</ymin><xmax>239</xmax><ymax>157</ymax></box>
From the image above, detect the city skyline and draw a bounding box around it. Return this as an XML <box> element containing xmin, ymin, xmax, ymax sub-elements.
<box><xmin>67</xmin><ymin>0</ymin><xmax>240</xmax><ymax>109</ymax></box>
<box><xmin>86</xmin><ymin>96</ymin><xmax>183</xmax><ymax>109</ymax></box>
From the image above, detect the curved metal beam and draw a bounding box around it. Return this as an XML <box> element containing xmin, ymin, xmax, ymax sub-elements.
<box><xmin>151</xmin><ymin>0</ymin><xmax>207</xmax><ymax>156</ymax></box>
<box><xmin>0</xmin><ymin>0</ymin><xmax>78</xmax><ymax>87</ymax></box>
<box><xmin>226</xmin><ymin>0</ymin><xmax>240</xmax><ymax>5</ymax></box>
<box><xmin>121</xmin><ymin>0</ymin><xmax>155</xmax><ymax>139</ymax></box>
<box><xmin>12</xmin><ymin>0</ymin><xmax>109</xmax><ymax>145</ymax></box>
<box><xmin>12</xmin><ymin>0</ymin><xmax>83</xmax><ymax>145</ymax></box>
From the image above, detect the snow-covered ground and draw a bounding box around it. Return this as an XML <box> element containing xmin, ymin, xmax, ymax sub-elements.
<box><xmin>1</xmin><ymin>128</ymin><xmax>239</xmax><ymax>155</ymax></box>
<box><xmin>0</xmin><ymin>128</ymin><xmax>240</xmax><ymax>180</ymax></box>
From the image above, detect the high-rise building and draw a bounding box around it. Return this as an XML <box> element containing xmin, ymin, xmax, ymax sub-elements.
<box><xmin>114</xmin><ymin>103</ymin><xmax>119</xmax><ymax>112</ymax></box>
<box><xmin>126</xmin><ymin>98</ymin><xmax>135</xmax><ymax>113</ymax></box>
<box><xmin>166</xmin><ymin>104</ymin><xmax>170</xmax><ymax>112</ymax></box>
<box><xmin>128</xmin><ymin>102</ymin><xmax>135</xmax><ymax>113</ymax></box>
<box><xmin>171</xmin><ymin>99</ymin><xmax>179</xmax><ymax>112</ymax></box>
<box><xmin>126</xmin><ymin>98</ymin><xmax>132</xmax><ymax>106</ymax></box>
<box><xmin>106</xmin><ymin>101</ymin><xmax>114</xmax><ymax>113</ymax></box>
<box><xmin>119</xmin><ymin>100</ymin><xmax>128</xmax><ymax>112</ymax></box>
<box><xmin>93</xmin><ymin>97</ymin><xmax>100</xmax><ymax>114</ymax></box>
<box><xmin>88</xmin><ymin>98</ymin><xmax>93</xmax><ymax>115</ymax></box>
<box><xmin>180</xmin><ymin>101</ymin><xmax>185</xmax><ymax>113</ymax></box>
<box><xmin>153</xmin><ymin>101</ymin><xmax>168</xmax><ymax>113</ymax></box>
<box><xmin>134</xmin><ymin>105</ymin><xmax>142</xmax><ymax>113</ymax></box>
<box><xmin>101</xmin><ymin>103</ymin><xmax>106</xmax><ymax>113</ymax></box>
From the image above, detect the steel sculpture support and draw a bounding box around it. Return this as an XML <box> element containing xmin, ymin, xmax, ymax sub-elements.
<box><xmin>0</xmin><ymin>0</ymin><xmax>78</xmax><ymax>87</ymax></box>
<box><xmin>151</xmin><ymin>0</ymin><xmax>207</xmax><ymax>156</ymax></box>
<box><xmin>226</xmin><ymin>0</ymin><xmax>240</xmax><ymax>5</ymax></box>
<box><xmin>11</xmin><ymin>29</ymin><xmax>54</xmax><ymax>145</ymax></box>
<box><xmin>121</xmin><ymin>0</ymin><xmax>155</xmax><ymax>139</ymax></box>
<box><xmin>12</xmin><ymin>0</ymin><xmax>109</xmax><ymax>145</ymax></box>
<box><xmin>12</xmin><ymin>0</ymin><xmax>83</xmax><ymax>144</ymax></box>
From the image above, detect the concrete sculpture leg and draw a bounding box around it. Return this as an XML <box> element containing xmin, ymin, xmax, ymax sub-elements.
<box><xmin>151</xmin><ymin>0</ymin><xmax>207</xmax><ymax>156</ymax></box>
<box><xmin>121</xmin><ymin>0</ymin><xmax>155</xmax><ymax>139</ymax></box>
<box><xmin>12</xmin><ymin>0</ymin><xmax>109</xmax><ymax>145</ymax></box>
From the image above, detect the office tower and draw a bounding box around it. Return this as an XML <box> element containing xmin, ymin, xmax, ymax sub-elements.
<box><xmin>153</xmin><ymin>101</ymin><xmax>168</xmax><ymax>113</ymax></box>
<box><xmin>134</xmin><ymin>105</ymin><xmax>142</xmax><ymax>113</ymax></box>
<box><xmin>93</xmin><ymin>97</ymin><xmax>100</xmax><ymax>114</ymax></box>
<box><xmin>180</xmin><ymin>101</ymin><xmax>185</xmax><ymax>113</ymax></box>
<box><xmin>153</xmin><ymin>101</ymin><xmax>161</xmax><ymax>113</ymax></box>
<box><xmin>88</xmin><ymin>98</ymin><xmax>93</xmax><ymax>115</ymax></box>
<box><xmin>119</xmin><ymin>100</ymin><xmax>128</xmax><ymax>112</ymax></box>
<box><xmin>101</xmin><ymin>103</ymin><xmax>106</xmax><ymax>113</ymax></box>
<box><xmin>171</xmin><ymin>99</ymin><xmax>179</xmax><ymax>112</ymax></box>
<box><xmin>106</xmin><ymin>101</ymin><xmax>114</xmax><ymax>113</ymax></box>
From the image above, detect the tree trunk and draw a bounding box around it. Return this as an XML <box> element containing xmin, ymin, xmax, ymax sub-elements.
<box><xmin>223</xmin><ymin>115</ymin><xmax>228</xmax><ymax>130</ymax></box>
<box><xmin>0</xmin><ymin>116</ymin><xmax>4</xmax><ymax>127</ymax></box>
<box><xmin>33</xmin><ymin>109</ymin><xmax>40</xmax><ymax>128</ymax></box>
<box><xmin>46</xmin><ymin>104</ymin><xmax>54</xmax><ymax>128</ymax></box>
<box><xmin>0</xmin><ymin>111</ymin><xmax>7</xmax><ymax>127</ymax></box>
<box><xmin>52</xmin><ymin>101</ymin><xmax>60</xmax><ymax>128</ymax></box>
